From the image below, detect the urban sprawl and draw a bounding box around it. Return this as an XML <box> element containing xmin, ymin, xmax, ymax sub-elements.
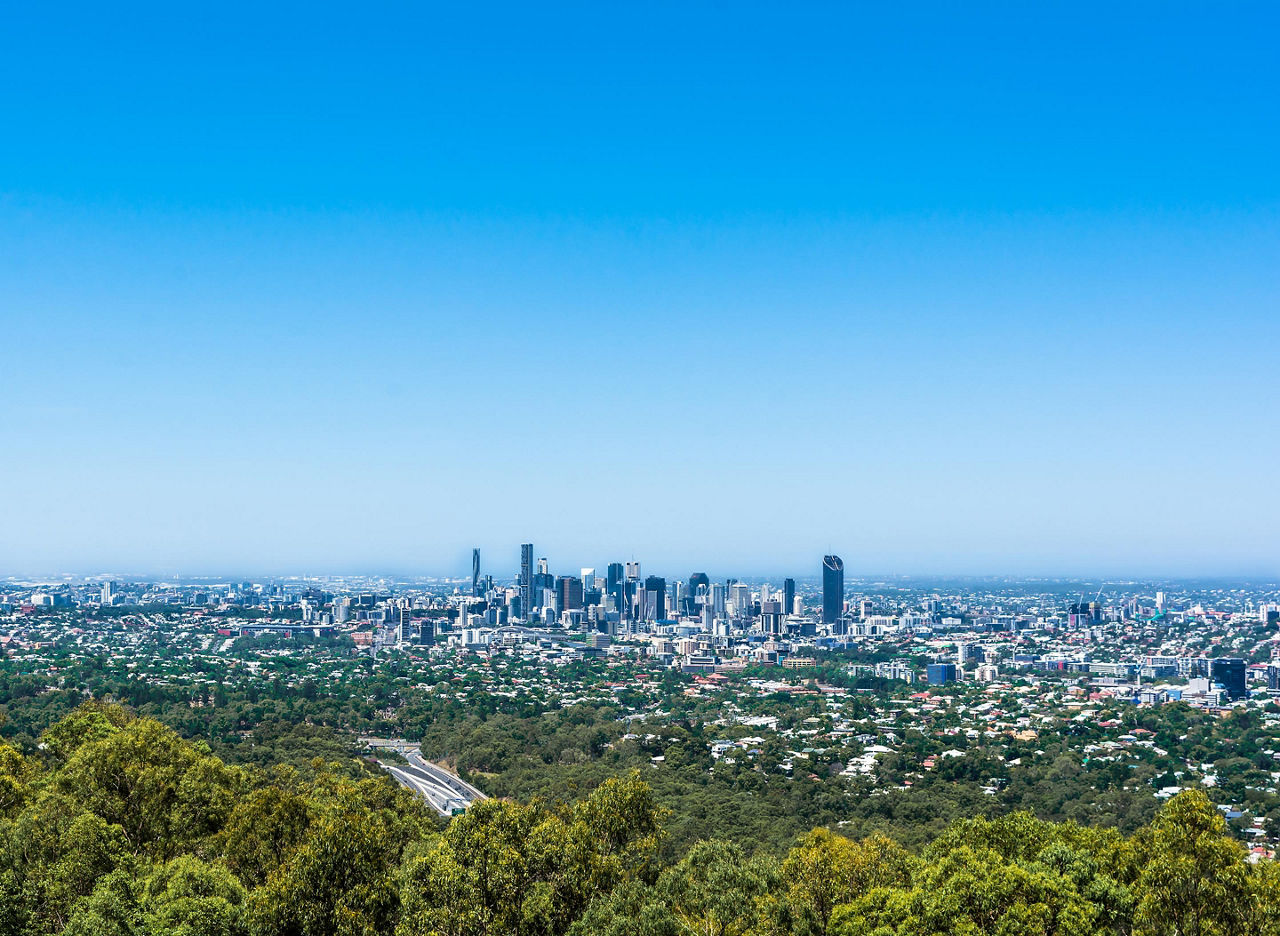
<box><xmin>5</xmin><ymin>548</ymin><xmax>1280</xmax><ymax>855</ymax></box>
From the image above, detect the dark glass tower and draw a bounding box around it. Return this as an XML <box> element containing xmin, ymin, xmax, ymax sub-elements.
<box><xmin>644</xmin><ymin>575</ymin><xmax>667</xmax><ymax>620</ymax></box>
<box><xmin>686</xmin><ymin>572</ymin><xmax>710</xmax><ymax>615</ymax></box>
<box><xmin>822</xmin><ymin>555</ymin><xmax>844</xmax><ymax>625</ymax></box>
<box><xmin>783</xmin><ymin>578</ymin><xmax>796</xmax><ymax>615</ymax></box>
<box><xmin>606</xmin><ymin>562</ymin><xmax>624</xmax><ymax>613</ymax></box>
<box><xmin>472</xmin><ymin>548</ymin><xmax>481</xmax><ymax>597</ymax></box>
<box><xmin>519</xmin><ymin>544</ymin><xmax>533</xmax><ymax>619</ymax></box>
<box><xmin>1211</xmin><ymin>658</ymin><xmax>1247</xmax><ymax>700</ymax></box>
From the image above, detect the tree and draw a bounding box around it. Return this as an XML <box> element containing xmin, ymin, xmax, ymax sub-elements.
<box><xmin>140</xmin><ymin>856</ymin><xmax>248</xmax><ymax>936</ymax></box>
<box><xmin>2</xmin><ymin>791</ymin><xmax>131</xmax><ymax>933</ymax></box>
<box><xmin>218</xmin><ymin>783</ymin><xmax>313</xmax><ymax>888</ymax></box>
<box><xmin>39</xmin><ymin>700</ymin><xmax>133</xmax><ymax>761</ymax></box>
<box><xmin>51</xmin><ymin>716</ymin><xmax>241</xmax><ymax>858</ymax></box>
<box><xmin>778</xmin><ymin>830</ymin><xmax>915</xmax><ymax>936</ymax></box>
<box><xmin>657</xmin><ymin>839</ymin><xmax>776</xmax><ymax>936</ymax></box>
<box><xmin>1134</xmin><ymin>790</ymin><xmax>1253</xmax><ymax>936</ymax></box>
<box><xmin>0</xmin><ymin>742</ymin><xmax>35</xmax><ymax>818</ymax></box>
<box><xmin>249</xmin><ymin>791</ymin><xmax>405</xmax><ymax>936</ymax></box>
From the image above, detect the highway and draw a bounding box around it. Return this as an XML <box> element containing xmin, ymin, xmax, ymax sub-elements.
<box><xmin>362</xmin><ymin>738</ymin><xmax>487</xmax><ymax>816</ymax></box>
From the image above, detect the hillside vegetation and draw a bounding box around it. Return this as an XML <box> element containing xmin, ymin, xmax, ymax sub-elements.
<box><xmin>1</xmin><ymin>702</ymin><xmax>1277</xmax><ymax>936</ymax></box>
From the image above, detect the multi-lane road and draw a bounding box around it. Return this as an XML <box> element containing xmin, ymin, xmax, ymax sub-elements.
<box><xmin>362</xmin><ymin>738</ymin><xmax>487</xmax><ymax>816</ymax></box>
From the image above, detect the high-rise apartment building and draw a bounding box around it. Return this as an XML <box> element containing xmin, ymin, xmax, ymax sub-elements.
<box><xmin>822</xmin><ymin>555</ymin><xmax>844</xmax><ymax>625</ymax></box>
<box><xmin>519</xmin><ymin>544</ymin><xmax>533</xmax><ymax>618</ymax></box>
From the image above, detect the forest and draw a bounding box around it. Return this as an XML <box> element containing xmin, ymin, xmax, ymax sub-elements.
<box><xmin>2</xmin><ymin>701</ymin><xmax>1278</xmax><ymax>936</ymax></box>
<box><xmin>4</xmin><ymin>656</ymin><xmax>1280</xmax><ymax>855</ymax></box>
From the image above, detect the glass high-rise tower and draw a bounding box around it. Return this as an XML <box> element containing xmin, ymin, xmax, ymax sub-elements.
<box><xmin>519</xmin><ymin>544</ymin><xmax>533</xmax><ymax>619</ymax></box>
<box><xmin>822</xmin><ymin>555</ymin><xmax>844</xmax><ymax>625</ymax></box>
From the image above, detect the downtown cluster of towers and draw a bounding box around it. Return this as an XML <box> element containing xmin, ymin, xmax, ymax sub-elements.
<box><xmin>465</xmin><ymin>545</ymin><xmax>849</xmax><ymax>630</ymax></box>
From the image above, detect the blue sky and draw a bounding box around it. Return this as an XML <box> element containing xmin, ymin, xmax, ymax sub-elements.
<box><xmin>2</xmin><ymin>3</ymin><xmax>1277</xmax><ymax>578</ymax></box>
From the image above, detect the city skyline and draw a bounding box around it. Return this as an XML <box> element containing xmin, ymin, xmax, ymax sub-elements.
<box><xmin>3</xmin><ymin>4</ymin><xmax>1278</xmax><ymax>575</ymax></box>
<box><xmin>4</xmin><ymin>7</ymin><xmax>1280</xmax><ymax>929</ymax></box>
<box><xmin>8</xmin><ymin>548</ymin><xmax>1280</xmax><ymax>585</ymax></box>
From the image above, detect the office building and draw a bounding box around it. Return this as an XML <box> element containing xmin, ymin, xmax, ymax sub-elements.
<box><xmin>686</xmin><ymin>572</ymin><xmax>710</xmax><ymax>615</ymax></box>
<box><xmin>533</xmin><ymin>559</ymin><xmax>554</xmax><ymax>611</ymax></box>
<box><xmin>644</xmin><ymin>576</ymin><xmax>666</xmax><ymax>621</ymax></box>
<box><xmin>1211</xmin><ymin>658</ymin><xmax>1247</xmax><ymax>700</ymax></box>
<box><xmin>472</xmin><ymin>549</ymin><xmax>481</xmax><ymax>596</ymax></box>
<box><xmin>606</xmin><ymin>562</ymin><xmax>624</xmax><ymax>616</ymax></box>
<box><xmin>927</xmin><ymin>663</ymin><xmax>957</xmax><ymax>685</ymax></box>
<box><xmin>783</xmin><ymin>578</ymin><xmax>796</xmax><ymax>616</ymax></box>
<box><xmin>555</xmin><ymin>576</ymin><xmax>584</xmax><ymax>615</ymax></box>
<box><xmin>711</xmin><ymin>582</ymin><xmax>726</xmax><ymax>617</ymax></box>
<box><xmin>760</xmin><ymin>599</ymin><xmax>783</xmax><ymax>635</ymax></box>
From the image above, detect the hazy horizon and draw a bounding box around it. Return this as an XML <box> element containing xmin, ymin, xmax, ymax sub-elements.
<box><xmin>6</xmin><ymin>556</ymin><xmax>1279</xmax><ymax>585</ymax></box>
<box><xmin>3</xmin><ymin>4</ymin><xmax>1277</xmax><ymax>575</ymax></box>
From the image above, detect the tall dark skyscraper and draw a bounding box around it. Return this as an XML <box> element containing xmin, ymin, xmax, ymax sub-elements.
<box><xmin>644</xmin><ymin>575</ymin><xmax>666</xmax><ymax>621</ymax></box>
<box><xmin>686</xmin><ymin>572</ymin><xmax>710</xmax><ymax>615</ymax></box>
<box><xmin>519</xmin><ymin>544</ymin><xmax>533</xmax><ymax>619</ymax></box>
<box><xmin>822</xmin><ymin>555</ymin><xmax>844</xmax><ymax>625</ymax></box>
<box><xmin>472</xmin><ymin>548</ymin><xmax>481</xmax><ymax>597</ymax></box>
<box><xmin>624</xmin><ymin>562</ymin><xmax>641</xmax><ymax>620</ymax></box>
<box><xmin>606</xmin><ymin>562</ymin><xmax>624</xmax><ymax>614</ymax></box>
<box><xmin>555</xmin><ymin>576</ymin><xmax>584</xmax><ymax>615</ymax></box>
<box><xmin>783</xmin><ymin>578</ymin><xmax>796</xmax><ymax>615</ymax></box>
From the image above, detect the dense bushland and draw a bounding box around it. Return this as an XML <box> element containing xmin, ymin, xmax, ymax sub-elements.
<box><xmin>1</xmin><ymin>702</ymin><xmax>1278</xmax><ymax>936</ymax></box>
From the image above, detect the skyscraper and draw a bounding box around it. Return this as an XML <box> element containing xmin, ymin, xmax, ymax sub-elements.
<box><xmin>687</xmin><ymin>572</ymin><xmax>710</xmax><ymax>615</ymax></box>
<box><xmin>555</xmin><ymin>576</ymin><xmax>583</xmax><ymax>615</ymax></box>
<box><xmin>624</xmin><ymin>561</ymin><xmax>641</xmax><ymax>620</ymax></box>
<box><xmin>606</xmin><ymin>562</ymin><xmax>624</xmax><ymax>615</ymax></box>
<box><xmin>533</xmin><ymin>559</ymin><xmax>554</xmax><ymax>611</ymax></box>
<box><xmin>783</xmin><ymin>578</ymin><xmax>796</xmax><ymax>616</ymax></box>
<box><xmin>520</xmin><ymin>544</ymin><xmax>533</xmax><ymax>619</ymax></box>
<box><xmin>644</xmin><ymin>575</ymin><xmax>666</xmax><ymax>621</ymax></box>
<box><xmin>472</xmin><ymin>549</ymin><xmax>481</xmax><ymax>597</ymax></box>
<box><xmin>760</xmin><ymin>600</ymin><xmax>783</xmax><ymax>635</ymax></box>
<box><xmin>822</xmin><ymin>555</ymin><xmax>844</xmax><ymax>625</ymax></box>
<box><xmin>710</xmin><ymin>582</ymin><xmax>726</xmax><ymax>617</ymax></box>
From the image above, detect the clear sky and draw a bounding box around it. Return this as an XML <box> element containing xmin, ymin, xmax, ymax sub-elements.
<box><xmin>2</xmin><ymin>3</ymin><xmax>1278</xmax><ymax>579</ymax></box>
